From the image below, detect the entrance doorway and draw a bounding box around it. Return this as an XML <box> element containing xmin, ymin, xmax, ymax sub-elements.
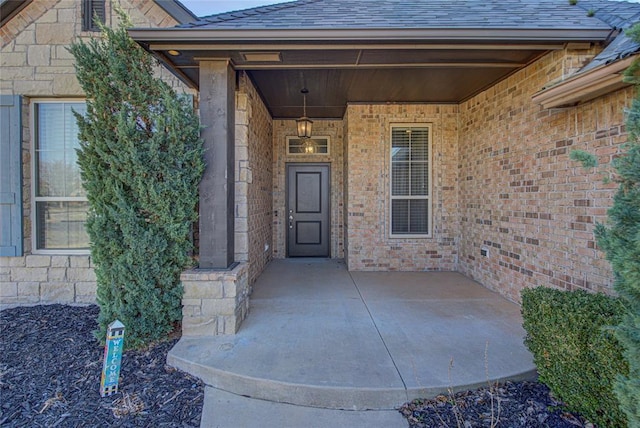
<box><xmin>286</xmin><ymin>164</ymin><xmax>330</xmax><ymax>257</ymax></box>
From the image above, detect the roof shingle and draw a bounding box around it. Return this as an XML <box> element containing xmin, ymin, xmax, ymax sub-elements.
<box><xmin>179</xmin><ymin>0</ymin><xmax>611</xmax><ymax>30</ymax></box>
<box><xmin>576</xmin><ymin>0</ymin><xmax>640</xmax><ymax>72</ymax></box>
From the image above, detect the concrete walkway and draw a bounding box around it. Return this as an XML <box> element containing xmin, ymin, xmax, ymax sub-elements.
<box><xmin>168</xmin><ymin>259</ymin><xmax>535</xmax><ymax>427</ymax></box>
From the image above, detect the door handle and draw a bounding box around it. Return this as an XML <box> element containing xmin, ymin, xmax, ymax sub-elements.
<box><xmin>289</xmin><ymin>214</ymin><xmax>294</xmax><ymax>229</ymax></box>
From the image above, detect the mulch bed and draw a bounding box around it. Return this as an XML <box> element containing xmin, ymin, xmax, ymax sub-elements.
<box><xmin>400</xmin><ymin>381</ymin><xmax>594</xmax><ymax>428</ymax></box>
<box><xmin>0</xmin><ymin>304</ymin><xmax>203</xmax><ymax>427</ymax></box>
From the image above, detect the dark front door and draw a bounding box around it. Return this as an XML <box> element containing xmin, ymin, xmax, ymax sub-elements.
<box><xmin>286</xmin><ymin>164</ymin><xmax>330</xmax><ymax>257</ymax></box>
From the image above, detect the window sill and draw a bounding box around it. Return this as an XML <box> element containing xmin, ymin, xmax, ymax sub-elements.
<box><xmin>31</xmin><ymin>249</ymin><xmax>91</xmax><ymax>256</ymax></box>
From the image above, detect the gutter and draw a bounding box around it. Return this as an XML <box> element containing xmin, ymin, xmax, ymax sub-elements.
<box><xmin>128</xmin><ymin>27</ymin><xmax>611</xmax><ymax>44</ymax></box>
<box><xmin>532</xmin><ymin>55</ymin><xmax>637</xmax><ymax>109</ymax></box>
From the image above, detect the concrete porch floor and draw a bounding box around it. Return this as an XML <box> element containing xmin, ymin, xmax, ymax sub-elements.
<box><xmin>168</xmin><ymin>258</ymin><xmax>536</xmax><ymax>426</ymax></box>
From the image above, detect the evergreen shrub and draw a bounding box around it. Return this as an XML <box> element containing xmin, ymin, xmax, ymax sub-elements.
<box><xmin>522</xmin><ymin>287</ymin><xmax>628</xmax><ymax>427</ymax></box>
<box><xmin>69</xmin><ymin>10</ymin><xmax>204</xmax><ymax>348</ymax></box>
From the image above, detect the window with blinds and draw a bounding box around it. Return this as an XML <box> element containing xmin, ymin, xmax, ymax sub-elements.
<box><xmin>82</xmin><ymin>0</ymin><xmax>105</xmax><ymax>32</ymax></box>
<box><xmin>390</xmin><ymin>125</ymin><xmax>431</xmax><ymax>236</ymax></box>
<box><xmin>33</xmin><ymin>101</ymin><xmax>89</xmax><ymax>252</ymax></box>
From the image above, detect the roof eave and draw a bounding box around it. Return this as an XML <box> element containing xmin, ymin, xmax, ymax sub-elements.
<box><xmin>532</xmin><ymin>55</ymin><xmax>637</xmax><ymax>109</ymax></box>
<box><xmin>0</xmin><ymin>0</ymin><xmax>33</xmax><ymax>27</ymax></box>
<box><xmin>128</xmin><ymin>27</ymin><xmax>612</xmax><ymax>44</ymax></box>
<box><xmin>153</xmin><ymin>0</ymin><xmax>197</xmax><ymax>25</ymax></box>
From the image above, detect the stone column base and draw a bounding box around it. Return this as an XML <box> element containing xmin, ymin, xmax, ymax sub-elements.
<box><xmin>180</xmin><ymin>263</ymin><xmax>249</xmax><ymax>336</ymax></box>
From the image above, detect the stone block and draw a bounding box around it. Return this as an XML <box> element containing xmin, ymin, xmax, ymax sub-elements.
<box><xmin>75</xmin><ymin>294</ymin><xmax>96</xmax><ymax>304</ymax></box>
<box><xmin>236</xmin><ymin>93</ymin><xmax>248</xmax><ymax>110</ymax></box>
<box><xmin>17</xmin><ymin>282</ymin><xmax>40</xmax><ymax>297</ymax></box>
<box><xmin>57</xmin><ymin>8</ymin><xmax>76</xmax><ymax>23</ymax></box>
<box><xmin>1</xmin><ymin>67</ymin><xmax>35</xmax><ymax>80</ymax></box>
<box><xmin>35</xmin><ymin>23</ymin><xmax>73</xmax><ymax>44</ymax></box>
<box><xmin>11</xmin><ymin>267</ymin><xmax>48</xmax><ymax>282</ymax></box>
<box><xmin>52</xmin><ymin>74</ymin><xmax>82</xmax><ymax>95</ymax></box>
<box><xmin>27</xmin><ymin>45</ymin><xmax>50</xmax><ymax>66</ymax></box>
<box><xmin>14</xmin><ymin>29</ymin><xmax>35</xmax><ymax>45</ymax></box>
<box><xmin>41</xmin><ymin>282</ymin><xmax>75</xmax><ymax>303</ymax></box>
<box><xmin>201</xmin><ymin>298</ymin><xmax>236</xmax><ymax>317</ymax></box>
<box><xmin>182</xmin><ymin>298</ymin><xmax>202</xmax><ymax>317</ymax></box>
<box><xmin>235</xmin><ymin>217</ymin><xmax>248</xmax><ymax>233</ymax></box>
<box><xmin>75</xmin><ymin>281</ymin><xmax>96</xmax><ymax>297</ymax></box>
<box><xmin>181</xmin><ymin>270</ymin><xmax>208</xmax><ymax>282</ymax></box>
<box><xmin>182</xmin><ymin>280</ymin><xmax>223</xmax><ymax>299</ymax></box>
<box><xmin>49</xmin><ymin>59</ymin><xmax>75</xmax><ymax>68</ymax></box>
<box><xmin>235</xmin><ymin>145</ymin><xmax>248</xmax><ymax>160</ymax></box>
<box><xmin>222</xmin><ymin>279</ymin><xmax>237</xmax><ymax>298</ymax></box>
<box><xmin>66</xmin><ymin>268</ymin><xmax>96</xmax><ymax>282</ymax></box>
<box><xmin>236</xmin><ymin>110</ymin><xmax>248</xmax><ymax>126</ymax></box>
<box><xmin>182</xmin><ymin>316</ymin><xmax>218</xmax><ymax>337</ymax></box>
<box><xmin>0</xmin><ymin>79</ymin><xmax>13</xmax><ymax>92</ymax></box>
<box><xmin>50</xmin><ymin>256</ymin><xmax>69</xmax><ymax>268</ymax></box>
<box><xmin>36</xmin><ymin>65</ymin><xmax>75</xmax><ymax>74</ymax></box>
<box><xmin>54</xmin><ymin>45</ymin><xmax>74</xmax><ymax>60</ymax></box>
<box><xmin>9</xmin><ymin>257</ymin><xmax>26</xmax><ymax>268</ymax></box>
<box><xmin>235</xmin><ymin>202</ymin><xmax>248</xmax><ymax>219</ymax></box>
<box><xmin>14</xmin><ymin>79</ymin><xmax>54</xmax><ymax>96</ymax></box>
<box><xmin>0</xmin><ymin>282</ymin><xmax>18</xmax><ymax>297</ymax></box>
<box><xmin>235</xmin><ymin>233</ymin><xmax>248</xmax><ymax>254</ymax></box>
<box><xmin>1</xmin><ymin>52</ymin><xmax>26</xmax><ymax>67</ymax></box>
<box><xmin>69</xmin><ymin>256</ymin><xmax>90</xmax><ymax>268</ymax></box>
<box><xmin>38</xmin><ymin>8</ymin><xmax>58</xmax><ymax>23</ymax></box>
<box><xmin>221</xmin><ymin>315</ymin><xmax>241</xmax><ymax>334</ymax></box>
<box><xmin>26</xmin><ymin>255</ymin><xmax>51</xmax><ymax>267</ymax></box>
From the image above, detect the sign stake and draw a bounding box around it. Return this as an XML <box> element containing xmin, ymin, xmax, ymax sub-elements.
<box><xmin>100</xmin><ymin>320</ymin><xmax>125</xmax><ymax>397</ymax></box>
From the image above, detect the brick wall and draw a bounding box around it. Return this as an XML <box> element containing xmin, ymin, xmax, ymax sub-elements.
<box><xmin>272</xmin><ymin>119</ymin><xmax>345</xmax><ymax>259</ymax></box>
<box><xmin>458</xmin><ymin>49</ymin><xmax>627</xmax><ymax>302</ymax></box>
<box><xmin>344</xmin><ymin>104</ymin><xmax>459</xmax><ymax>271</ymax></box>
<box><xmin>0</xmin><ymin>0</ymin><xmax>193</xmax><ymax>308</ymax></box>
<box><xmin>235</xmin><ymin>72</ymin><xmax>273</xmax><ymax>285</ymax></box>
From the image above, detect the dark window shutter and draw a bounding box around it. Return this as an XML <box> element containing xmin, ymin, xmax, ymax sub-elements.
<box><xmin>0</xmin><ymin>95</ymin><xmax>23</xmax><ymax>257</ymax></box>
<box><xmin>82</xmin><ymin>0</ymin><xmax>106</xmax><ymax>32</ymax></box>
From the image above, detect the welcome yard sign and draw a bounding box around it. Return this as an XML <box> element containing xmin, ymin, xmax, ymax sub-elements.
<box><xmin>100</xmin><ymin>320</ymin><xmax>125</xmax><ymax>397</ymax></box>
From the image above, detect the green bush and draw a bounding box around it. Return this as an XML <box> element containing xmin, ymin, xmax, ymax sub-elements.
<box><xmin>69</xmin><ymin>9</ymin><xmax>204</xmax><ymax>348</ymax></box>
<box><xmin>522</xmin><ymin>287</ymin><xmax>628</xmax><ymax>427</ymax></box>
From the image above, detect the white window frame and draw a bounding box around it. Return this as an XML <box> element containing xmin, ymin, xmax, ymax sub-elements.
<box><xmin>286</xmin><ymin>136</ymin><xmax>330</xmax><ymax>156</ymax></box>
<box><xmin>389</xmin><ymin>123</ymin><xmax>432</xmax><ymax>238</ymax></box>
<box><xmin>31</xmin><ymin>99</ymin><xmax>90</xmax><ymax>255</ymax></box>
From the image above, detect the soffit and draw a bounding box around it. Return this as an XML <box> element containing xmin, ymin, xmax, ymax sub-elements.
<box><xmin>141</xmin><ymin>39</ymin><xmax>567</xmax><ymax>118</ymax></box>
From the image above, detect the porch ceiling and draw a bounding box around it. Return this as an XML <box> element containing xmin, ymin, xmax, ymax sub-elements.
<box><xmin>131</xmin><ymin>22</ymin><xmax>612</xmax><ymax>119</ymax></box>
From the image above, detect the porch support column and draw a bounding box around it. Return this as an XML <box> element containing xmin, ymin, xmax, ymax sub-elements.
<box><xmin>199</xmin><ymin>60</ymin><xmax>236</xmax><ymax>269</ymax></box>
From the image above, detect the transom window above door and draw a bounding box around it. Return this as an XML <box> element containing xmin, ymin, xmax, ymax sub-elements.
<box><xmin>287</xmin><ymin>136</ymin><xmax>329</xmax><ymax>155</ymax></box>
<box><xmin>390</xmin><ymin>124</ymin><xmax>432</xmax><ymax>237</ymax></box>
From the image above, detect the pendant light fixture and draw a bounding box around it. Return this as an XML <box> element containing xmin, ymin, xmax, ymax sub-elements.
<box><xmin>296</xmin><ymin>88</ymin><xmax>313</xmax><ymax>139</ymax></box>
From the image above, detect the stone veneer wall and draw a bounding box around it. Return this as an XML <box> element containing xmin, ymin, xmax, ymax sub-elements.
<box><xmin>235</xmin><ymin>72</ymin><xmax>273</xmax><ymax>285</ymax></box>
<box><xmin>458</xmin><ymin>48</ymin><xmax>628</xmax><ymax>302</ymax></box>
<box><xmin>272</xmin><ymin>119</ymin><xmax>345</xmax><ymax>259</ymax></box>
<box><xmin>0</xmin><ymin>0</ymin><xmax>193</xmax><ymax>308</ymax></box>
<box><xmin>180</xmin><ymin>263</ymin><xmax>249</xmax><ymax>336</ymax></box>
<box><xmin>344</xmin><ymin>104</ymin><xmax>459</xmax><ymax>270</ymax></box>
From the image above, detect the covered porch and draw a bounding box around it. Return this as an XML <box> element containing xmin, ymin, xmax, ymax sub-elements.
<box><xmin>129</xmin><ymin>6</ymin><xmax>619</xmax><ymax>339</ymax></box>
<box><xmin>169</xmin><ymin>258</ymin><xmax>535</xmax><ymax>411</ymax></box>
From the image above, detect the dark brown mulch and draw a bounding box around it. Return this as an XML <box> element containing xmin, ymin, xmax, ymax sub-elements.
<box><xmin>400</xmin><ymin>380</ymin><xmax>594</xmax><ymax>428</ymax></box>
<box><xmin>0</xmin><ymin>304</ymin><xmax>203</xmax><ymax>427</ymax></box>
